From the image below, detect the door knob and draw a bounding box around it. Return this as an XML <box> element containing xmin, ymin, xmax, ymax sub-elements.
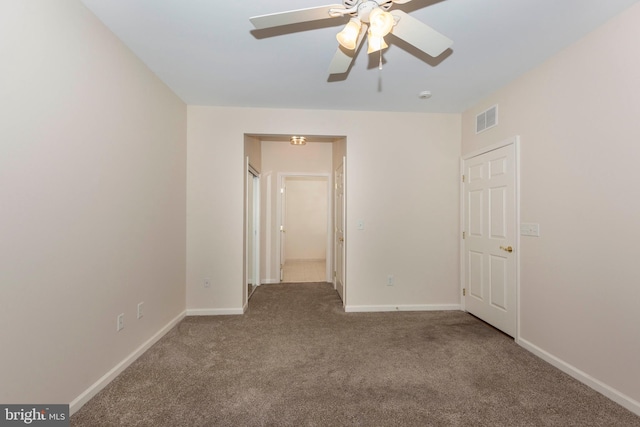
<box><xmin>500</xmin><ymin>245</ymin><xmax>513</xmax><ymax>253</ymax></box>
<box><xmin>338</xmin><ymin>237</ymin><xmax>344</xmax><ymax>242</ymax></box>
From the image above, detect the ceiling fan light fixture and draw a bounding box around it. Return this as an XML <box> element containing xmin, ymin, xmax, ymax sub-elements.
<box><xmin>368</xmin><ymin>8</ymin><xmax>394</xmax><ymax>37</ymax></box>
<box><xmin>367</xmin><ymin>32</ymin><xmax>388</xmax><ymax>54</ymax></box>
<box><xmin>336</xmin><ymin>18</ymin><xmax>362</xmax><ymax>50</ymax></box>
<box><xmin>250</xmin><ymin>2</ymin><xmax>454</xmax><ymax>78</ymax></box>
<box><xmin>290</xmin><ymin>136</ymin><xmax>306</xmax><ymax>146</ymax></box>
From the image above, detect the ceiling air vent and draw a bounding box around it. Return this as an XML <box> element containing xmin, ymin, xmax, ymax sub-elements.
<box><xmin>476</xmin><ymin>105</ymin><xmax>498</xmax><ymax>134</ymax></box>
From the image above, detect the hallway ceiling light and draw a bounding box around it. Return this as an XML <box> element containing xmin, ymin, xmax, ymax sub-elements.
<box><xmin>290</xmin><ymin>136</ymin><xmax>307</xmax><ymax>145</ymax></box>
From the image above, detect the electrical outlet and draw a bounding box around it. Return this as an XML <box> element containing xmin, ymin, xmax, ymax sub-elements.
<box><xmin>387</xmin><ymin>275</ymin><xmax>394</xmax><ymax>286</ymax></box>
<box><xmin>137</xmin><ymin>302</ymin><xmax>144</xmax><ymax>319</ymax></box>
<box><xmin>117</xmin><ymin>313</ymin><xmax>124</xmax><ymax>332</ymax></box>
<box><xmin>204</xmin><ymin>278</ymin><xmax>211</xmax><ymax>288</ymax></box>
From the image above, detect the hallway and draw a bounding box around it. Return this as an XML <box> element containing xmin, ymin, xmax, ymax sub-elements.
<box><xmin>282</xmin><ymin>259</ymin><xmax>326</xmax><ymax>283</ymax></box>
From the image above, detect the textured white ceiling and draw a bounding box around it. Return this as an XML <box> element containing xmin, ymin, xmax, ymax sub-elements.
<box><xmin>81</xmin><ymin>0</ymin><xmax>638</xmax><ymax>113</ymax></box>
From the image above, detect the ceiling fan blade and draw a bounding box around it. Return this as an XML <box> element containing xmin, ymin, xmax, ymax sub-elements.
<box><xmin>390</xmin><ymin>10</ymin><xmax>453</xmax><ymax>57</ymax></box>
<box><xmin>390</xmin><ymin>0</ymin><xmax>414</xmax><ymax>3</ymax></box>
<box><xmin>328</xmin><ymin>23</ymin><xmax>368</xmax><ymax>74</ymax></box>
<box><xmin>250</xmin><ymin>4</ymin><xmax>345</xmax><ymax>30</ymax></box>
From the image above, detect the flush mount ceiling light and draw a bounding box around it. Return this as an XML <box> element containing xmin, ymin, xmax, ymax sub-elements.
<box><xmin>290</xmin><ymin>136</ymin><xmax>307</xmax><ymax>145</ymax></box>
<box><xmin>250</xmin><ymin>0</ymin><xmax>453</xmax><ymax>76</ymax></box>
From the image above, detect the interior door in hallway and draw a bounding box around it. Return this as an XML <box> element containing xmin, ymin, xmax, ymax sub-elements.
<box><xmin>334</xmin><ymin>160</ymin><xmax>345</xmax><ymax>303</ymax></box>
<box><xmin>463</xmin><ymin>143</ymin><xmax>517</xmax><ymax>337</ymax></box>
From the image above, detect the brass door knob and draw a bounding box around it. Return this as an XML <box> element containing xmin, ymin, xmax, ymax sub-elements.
<box><xmin>338</xmin><ymin>237</ymin><xmax>344</xmax><ymax>242</ymax></box>
<box><xmin>500</xmin><ymin>245</ymin><xmax>513</xmax><ymax>253</ymax></box>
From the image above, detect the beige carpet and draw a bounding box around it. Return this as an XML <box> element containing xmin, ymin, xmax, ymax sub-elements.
<box><xmin>72</xmin><ymin>282</ymin><xmax>640</xmax><ymax>426</ymax></box>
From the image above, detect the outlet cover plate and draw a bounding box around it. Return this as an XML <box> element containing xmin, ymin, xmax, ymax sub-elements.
<box><xmin>117</xmin><ymin>313</ymin><xmax>124</xmax><ymax>332</ymax></box>
<box><xmin>137</xmin><ymin>302</ymin><xmax>144</xmax><ymax>319</ymax></box>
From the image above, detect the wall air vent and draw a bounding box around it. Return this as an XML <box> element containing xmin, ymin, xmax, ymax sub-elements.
<box><xmin>476</xmin><ymin>105</ymin><xmax>498</xmax><ymax>134</ymax></box>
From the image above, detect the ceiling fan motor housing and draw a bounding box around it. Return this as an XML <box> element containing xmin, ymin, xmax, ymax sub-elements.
<box><xmin>357</xmin><ymin>1</ymin><xmax>380</xmax><ymax>22</ymax></box>
<box><xmin>343</xmin><ymin>0</ymin><xmax>392</xmax><ymax>22</ymax></box>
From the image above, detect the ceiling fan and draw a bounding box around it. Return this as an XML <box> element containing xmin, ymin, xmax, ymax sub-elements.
<box><xmin>250</xmin><ymin>0</ymin><xmax>453</xmax><ymax>75</ymax></box>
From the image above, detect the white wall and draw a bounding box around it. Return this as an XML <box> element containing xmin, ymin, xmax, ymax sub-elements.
<box><xmin>0</xmin><ymin>1</ymin><xmax>187</xmax><ymax>408</ymax></box>
<box><xmin>187</xmin><ymin>107</ymin><xmax>461</xmax><ymax>312</ymax></box>
<box><xmin>461</xmin><ymin>3</ymin><xmax>640</xmax><ymax>412</ymax></box>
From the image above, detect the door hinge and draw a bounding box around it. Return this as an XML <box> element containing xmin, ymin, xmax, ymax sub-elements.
<box><xmin>462</xmin><ymin>175</ymin><xmax>465</xmax><ymax>183</ymax></box>
<box><xmin>463</xmin><ymin>288</ymin><xmax>466</xmax><ymax>296</ymax></box>
<box><xmin>462</xmin><ymin>231</ymin><xmax>466</xmax><ymax>239</ymax></box>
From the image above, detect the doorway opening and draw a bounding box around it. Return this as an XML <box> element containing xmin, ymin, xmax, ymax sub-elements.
<box><xmin>279</xmin><ymin>174</ymin><xmax>331</xmax><ymax>283</ymax></box>
<box><xmin>244</xmin><ymin>134</ymin><xmax>347</xmax><ymax>307</ymax></box>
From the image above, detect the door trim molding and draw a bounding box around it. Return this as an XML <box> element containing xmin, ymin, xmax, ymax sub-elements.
<box><xmin>245</xmin><ymin>159</ymin><xmax>260</xmax><ymax>308</ymax></box>
<box><xmin>334</xmin><ymin>157</ymin><xmax>346</xmax><ymax>306</ymax></box>
<box><xmin>460</xmin><ymin>136</ymin><xmax>521</xmax><ymax>340</ymax></box>
<box><xmin>263</xmin><ymin>172</ymin><xmax>272</xmax><ymax>284</ymax></box>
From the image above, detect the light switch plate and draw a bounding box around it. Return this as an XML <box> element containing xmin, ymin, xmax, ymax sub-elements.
<box><xmin>137</xmin><ymin>302</ymin><xmax>144</xmax><ymax>319</ymax></box>
<box><xmin>520</xmin><ymin>223</ymin><xmax>540</xmax><ymax>237</ymax></box>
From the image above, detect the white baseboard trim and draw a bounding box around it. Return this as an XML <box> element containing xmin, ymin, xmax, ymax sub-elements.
<box><xmin>186</xmin><ymin>308</ymin><xmax>244</xmax><ymax>316</ymax></box>
<box><xmin>69</xmin><ymin>310</ymin><xmax>186</xmax><ymax>415</ymax></box>
<box><xmin>261</xmin><ymin>279</ymin><xmax>280</xmax><ymax>284</ymax></box>
<box><xmin>345</xmin><ymin>304</ymin><xmax>461</xmax><ymax>313</ymax></box>
<box><xmin>518</xmin><ymin>338</ymin><xmax>640</xmax><ymax>416</ymax></box>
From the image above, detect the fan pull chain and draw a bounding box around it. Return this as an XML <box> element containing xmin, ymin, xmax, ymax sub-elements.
<box><xmin>379</xmin><ymin>50</ymin><xmax>383</xmax><ymax>70</ymax></box>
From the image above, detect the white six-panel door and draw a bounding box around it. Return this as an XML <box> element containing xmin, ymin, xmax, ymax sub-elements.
<box><xmin>463</xmin><ymin>143</ymin><xmax>517</xmax><ymax>337</ymax></box>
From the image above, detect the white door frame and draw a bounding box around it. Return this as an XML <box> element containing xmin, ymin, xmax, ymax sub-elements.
<box><xmin>460</xmin><ymin>136</ymin><xmax>521</xmax><ymax>340</ymax></box>
<box><xmin>334</xmin><ymin>158</ymin><xmax>346</xmax><ymax>305</ymax></box>
<box><xmin>245</xmin><ymin>161</ymin><xmax>260</xmax><ymax>307</ymax></box>
<box><xmin>277</xmin><ymin>172</ymin><xmax>333</xmax><ymax>282</ymax></box>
